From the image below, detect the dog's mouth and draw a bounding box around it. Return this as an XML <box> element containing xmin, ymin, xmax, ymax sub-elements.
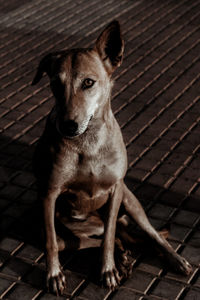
<box><xmin>56</xmin><ymin>115</ymin><xmax>93</xmax><ymax>139</ymax></box>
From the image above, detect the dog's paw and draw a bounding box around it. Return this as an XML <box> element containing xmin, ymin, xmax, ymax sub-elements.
<box><xmin>175</xmin><ymin>255</ymin><xmax>192</xmax><ymax>275</ymax></box>
<box><xmin>168</xmin><ymin>253</ymin><xmax>192</xmax><ymax>276</ymax></box>
<box><xmin>101</xmin><ymin>265</ymin><xmax>121</xmax><ymax>291</ymax></box>
<box><xmin>47</xmin><ymin>266</ymin><xmax>66</xmax><ymax>295</ymax></box>
<box><xmin>116</xmin><ymin>249</ymin><xmax>134</xmax><ymax>278</ymax></box>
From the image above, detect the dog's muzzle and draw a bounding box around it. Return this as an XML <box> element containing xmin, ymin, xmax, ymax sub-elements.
<box><xmin>57</xmin><ymin>115</ymin><xmax>93</xmax><ymax>138</ymax></box>
<box><xmin>58</xmin><ymin>119</ymin><xmax>79</xmax><ymax>137</ymax></box>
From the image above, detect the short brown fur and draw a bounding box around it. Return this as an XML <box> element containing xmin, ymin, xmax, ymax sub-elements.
<box><xmin>32</xmin><ymin>21</ymin><xmax>192</xmax><ymax>295</ymax></box>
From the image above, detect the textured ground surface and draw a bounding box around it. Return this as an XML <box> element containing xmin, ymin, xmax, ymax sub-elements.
<box><xmin>0</xmin><ymin>0</ymin><xmax>199</xmax><ymax>299</ymax></box>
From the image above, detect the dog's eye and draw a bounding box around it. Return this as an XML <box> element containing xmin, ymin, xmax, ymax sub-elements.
<box><xmin>82</xmin><ymin>78</ymin><xmax>95</xmax><ymax>89</ymax></box>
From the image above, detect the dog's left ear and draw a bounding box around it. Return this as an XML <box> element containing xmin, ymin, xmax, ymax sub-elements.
<box><xmin>95</xmin><ymin>20</ymin><xmax>124</xmax><ymax>74</ymax></box>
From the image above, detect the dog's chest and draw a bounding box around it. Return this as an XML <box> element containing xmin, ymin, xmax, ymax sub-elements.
<box><xmin>73</xmin><ymin>149</ymin><xmax>119</xmax><ymax>191</ymax></box>
<box><xmin>63</xmin><ymin>144</ymin><xmax>126</xmax><ymax>202</ymax></box>
<box><xmin>59</xmin><ymin>149</ymin><xmax>120</xmax><ymax>213</ymax></box>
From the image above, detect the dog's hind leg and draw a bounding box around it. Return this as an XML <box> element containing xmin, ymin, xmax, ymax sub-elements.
<box><xmin>122</xmin><ymin>183</ymin><xmax>192</xmax><ymax>275</ymax></box>
<box><xmin>117</xmin><ymin>214</ymin><xmax>169</xmax><ymax>245</ymax></box>
<box><xmin>56</xmin><ymin>213</ymin><xmax>104</xmax><ymax>251</ymax></box>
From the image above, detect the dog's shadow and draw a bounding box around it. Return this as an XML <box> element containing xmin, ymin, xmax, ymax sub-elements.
<box><xmin>0</xmin><ymin>134</ymin><xmax>42</xmax><ymax>243</ymax></box>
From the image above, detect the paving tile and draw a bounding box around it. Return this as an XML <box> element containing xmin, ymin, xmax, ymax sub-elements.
<box><xmin>127</xmin><ymin>145</ymin><xmax>147</xmax><ymax>163</ymax></box>
<box><xmin>24</xmin><ymin>265</ymin><xmax>45</xmax><ymax>289</ymax></box>
<box><xmin>128</xmin><ymin>168</ymin><xmax>148</xmax><ymax>182</ymax></box>
<box><xmin>5</xmin><ymin>156</ymin><xmax>30</xmax><ymax>171</ymax></box>
<box><xmin>165</xmin><ymin>266</ymin><xmax>198</xmax><ymax>284</ymax></box>
<box><xmin>111</xmin><ymin>287</ymin><xmax>141</xmax><ymax>300</ymax></box>
<box><xmin>151</xmin><ymin>278</ymin><xmax>184</xmax><ymax>299</ymax></box>
<box><xmin>184</xmin><ymin>288</ymin><xmax>200</xmax><ymax>300</ymax></box>
<box><xmin>183</xmin><ymin>196</ymin><xmax>200</xmax><ymax>213</ymax></box>
<box><xmin>77</xmin><ymin>281</ymin><xmax>110</xmax><ymax>300</ymax></box>
<box><xmin>0</xmin><ymin>277</ymin><xmax>15</xmax><ymax>297</ymax></box>
<box><xmin>19</xmin><ymin>189</ymin><xmax>37</xmax><ymax>204</ymax></box>
<box><xmin>187</xmin><ymin>230</ymin><xmax>200</xmax><ymax>248</ymax></box>
<box><xmin>193</xmin><ymin>186</ymin><xmax>200</xmax><ymax>200</ymax></box>
<box><xmin>0</xmin><ymin>143</ymin><xmax>25</xmax><ymax>158</ymax></box>
<box><xmin>159</xmin><ymin>190</ymin><xmax>184</xmax><ymax>207</ymax></box>
<box><xmin>0</xmin><ymin>237</ymin><xmax>22</xmax><ymax>253</ymax></box>
<box><xmin>0</xmin><ymin>256</ymin><xmax>32</xmax><ymax>279</ymax></box>
<box><xmin>123</xmin><ymin>270</ymin><xmax>155</xmax><ymax>293</ymax></box>
<box><xmin>156</xmin><ymin>161</ymin><xmax>183</xmax><ymax>176</ymax></box>
<box><xmin>170</xmin><ymin>177</ymin><xmax>197</xmax><ymax>195</ymax></box>
<box><xmin>181</xmin><ymin>245</ymin><xmax>200</xmax><ymax>266</ymax></box>
<box><xmin>16</xmin><ymin>244</ymin><xmax>43</xmax><ymax>262</ymax></box>
<box><xmin>3</xmin><ymin>203</ymin><xmax>30</xmax><ymax>219</ymax></box>
<box><xmin>5</xmin><ymin>283</ymin><xmax>41</xmax><ymax>300</ymax></box>
<box><xmin>194</xmin><ymin>272</ymin><xmax>200</xmax><ymax>288</ymax></box>
<box><xmin>0</xmin><ymin>215</ymin><xmax>16</xmax><ymax>234</ymax></box>
<box><xmin>134</xmin><ymin>183</ymin><xmax>161</xmax><ymax>202</ymax></box>
<box><xmin>148</xmin><ymin>172</ymin><xmax>171</xmax><ymax>187</ymax></box>
<box><xmin>39</xmin><ymin>292</ymin><xmax>66</xmax><ymax>299</ymax></box>
<box><xmin>169</xmin><ymin>223</ymin><xmax>191</xmax><ymax>242</ymax></box>
<box><xmin>137</xmin><ymin>256</ymin><xmax>163</xmax><ymax>276</ymax></box>
<box><xmin>148</xmin><ymin>203</ymin><xmax>175</xmax><ymax>221</ymax></box>
<box><xmin>0</xmin><ymin>184</ymin><xmax>24</xmax><ymax>200</ymax></box>
<box><xmin>181</xmin><ymin>167</ymin><xmax>200</xmax><ymax>182</ymax></box>
<box><xmin>0</xmin><ymin>250</ymin><xmax>10</xmax><ymax>270</ymax></box>
<box><xmin>172</xmin><ymin>210</ymin><xmax>199</xmax><ymax>228</ymax></box>
<box><xmin>11</xmin><ymin>171</ymin><xmax>35</xmax><ymax>187</ymax></box>
<box><xmin>64</xmin><ymin>270</ymin><xmax>86</xmax><ymax>297</ymax></box>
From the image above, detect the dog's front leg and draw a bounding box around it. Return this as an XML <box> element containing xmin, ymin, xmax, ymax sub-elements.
<box><xmin>43</xmin><ymin>189</ymin><xmax>66</xmax><ymax>295</ymax></box>
<box><xmin>101</xmin><ymin>180</ymin><xmax>123</xmax><ymax>290</ymax></box>
<box><xmin>122</xmin><ymin>184</ymin><xmax>192</xmax><ymax>275</ymax></box>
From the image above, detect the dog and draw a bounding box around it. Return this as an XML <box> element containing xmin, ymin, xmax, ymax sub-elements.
<box><xmin>32</xmin><ymin>21</ymin><xmax>192</xmax><ymax>295</ymax></box>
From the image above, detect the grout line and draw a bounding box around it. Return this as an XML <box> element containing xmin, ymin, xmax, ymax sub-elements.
<box><xmin>0</xmin><ymin>281</ymin><xmax>17</xmax><ymax>299</ymax></box>
<box><xmin>10</xmin><ymin>242</ymin><xmax>25</xmax><ymax>256</ymax></box>
<box><xmin>32</xmin><ymin>290</ymin><xmax>43</xmax><ymax>300</ymax></box>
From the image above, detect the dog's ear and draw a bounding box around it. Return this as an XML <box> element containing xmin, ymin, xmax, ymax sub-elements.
<box><xmin>95</xmin><ymin>20</ymin><xmax>124</xmax><ymax>74</ymax></box>
<box><xmin>32</xmin><ymin>53</ymin><xmax>57</xmax><ymax>85</ymax></box>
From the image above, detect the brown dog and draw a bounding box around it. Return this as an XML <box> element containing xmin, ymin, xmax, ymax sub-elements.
<box><xmin>32</xmin><ymin>21</ymin><xmax>192</xmax><ymax>295</ymax></box>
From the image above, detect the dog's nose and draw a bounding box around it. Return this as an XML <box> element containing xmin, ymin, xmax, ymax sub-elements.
<box><xmin>59</xmin><ymin>120</ymin><xmax>78</xmax><ymax>137</ymax></box>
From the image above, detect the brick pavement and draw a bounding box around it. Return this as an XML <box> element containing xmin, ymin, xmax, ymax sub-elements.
<box><xmin>0</xmin><ymin>0</ymin><xmax>199</xmax><ymax>299</ymax></box>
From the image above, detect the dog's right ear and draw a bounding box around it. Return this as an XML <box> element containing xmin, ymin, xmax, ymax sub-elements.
<box><xmin>32</xmin><ymin>53</ymin><xmax>56</xmax><ymax>85</ymax></box>
<box><xmin>95</xmin><ymin>20</ymin><xmax>124</xmax><ymax>74</ymax></box>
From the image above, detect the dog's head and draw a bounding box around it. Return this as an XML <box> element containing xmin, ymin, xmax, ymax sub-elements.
<box><xmin>32</xmin><ymin>21</ymin><xmax>124</xmax><ymax>138</ymax></box>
